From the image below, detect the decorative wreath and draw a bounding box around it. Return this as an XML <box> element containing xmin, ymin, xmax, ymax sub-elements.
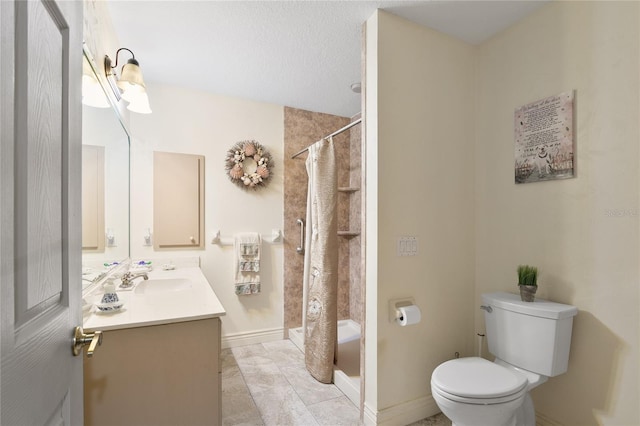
<box><xmin>225</xmin><ymin>140</ymin><xmax>274</xmax><ymax>190</ymax></box>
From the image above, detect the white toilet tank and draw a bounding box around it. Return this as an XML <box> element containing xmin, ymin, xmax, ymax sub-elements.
<box><xmin>482</xmin><ymin>292</ymin><xmax>578</xmax><ymax>377</ymax></box>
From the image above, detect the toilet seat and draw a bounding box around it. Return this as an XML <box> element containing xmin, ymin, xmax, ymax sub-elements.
<box><xmin>431</xmin><ymin>357</ymin><xmax>528</xmax><ymax>405</ymax></box>
<box><xmin>432</xmin><ymin>383</ymin><xmax>527</xmax><ymax>405</ymax></box>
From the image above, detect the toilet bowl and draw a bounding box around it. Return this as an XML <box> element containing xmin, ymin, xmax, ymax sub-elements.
<box><xmin>431</xmin><ymin>357</ymin><xmax>534</xmax><ymax>426</ymax></box>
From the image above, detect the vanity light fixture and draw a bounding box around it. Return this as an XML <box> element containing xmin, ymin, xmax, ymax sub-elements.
<box><xmin>104</xmin><ymin>48</ymin><xmax>152</xmax><ymax>114</ymax></box>
<box><xmin>82</xmin><ymin>57</ymin><xmax>109</xmax><ymax>108</ymax></box>
<box><xmin>82</xmin><ymin>73</ymin><xmax>110</xmax><ymax>108</ymax></box>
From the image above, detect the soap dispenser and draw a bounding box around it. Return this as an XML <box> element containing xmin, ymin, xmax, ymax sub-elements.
<box><xmin>101</xmin><ymin>279</ymin><xmax>119</xmax><ymax>304</ymax></box>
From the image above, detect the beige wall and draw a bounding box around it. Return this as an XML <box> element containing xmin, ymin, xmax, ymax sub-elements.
<box><xmin>129</xmin><ymin>83</ymin><xmax>285</xmax><ymax>341</ymax></box>
<box><xmin>475</xmin><ymin>2</ymin><xmax>639</xmax><ymax>424</ymax></box>
<box><xmin>83</xmin><ymin>0</ymin><xmax>118</xmax><ymax>73</ymax></box>
<box><xmin>365</xmin><ymin>10</ymin><xmax>476</xmax><ymax>424</ymax></box>
<box><xmin>83</xmin><ymin>0</ymin><xmax>129</xmax><ymax>123</ymax></box>
<box><xmin>367</xmin><ymin>2</ymin><xmax>639</xmax><ymax>425</ymax></box>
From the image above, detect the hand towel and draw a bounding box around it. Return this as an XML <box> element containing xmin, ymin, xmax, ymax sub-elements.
<box><xmin>235</xmin><ymin>232</ymin><xmax>261</xmax><ymax>295</ymax></box>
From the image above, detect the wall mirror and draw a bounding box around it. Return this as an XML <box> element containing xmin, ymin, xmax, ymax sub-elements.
<box><xmin>81</xmin><ymin>47</ymin><xmax>130</xmax><ymax>272</ymax></box>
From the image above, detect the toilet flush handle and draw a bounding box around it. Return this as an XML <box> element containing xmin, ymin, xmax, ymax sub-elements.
<box><xmin>480</xmin><ymin>305</ymin><xmax>493</xmax><ymax>313</ymax></box>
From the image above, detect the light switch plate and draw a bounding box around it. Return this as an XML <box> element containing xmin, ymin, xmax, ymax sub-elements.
<box><xmin>397</xmin><ymin>236</ymin><xmax>418</xmax><ymax>256</ymax></box>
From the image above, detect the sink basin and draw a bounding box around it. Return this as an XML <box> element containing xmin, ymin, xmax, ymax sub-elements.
<box><xmin>134</xmin><ymin>278</ymin><xmax>192</xmax><ymax>294</ymax></box>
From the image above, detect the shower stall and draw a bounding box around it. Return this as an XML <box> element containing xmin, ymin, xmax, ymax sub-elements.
<box><xmin>289</xmin><ymin>318</ymin><xmax>361</xmax><ymax>404</ymax></box>
<box><xmin>283</xmin><ymin>107</ymin><xmax>364</xmax><ymax>407</ymax></box>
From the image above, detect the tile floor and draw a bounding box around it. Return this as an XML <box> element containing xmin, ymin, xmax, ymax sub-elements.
<box><xmin>222</xmin><ymin>339</ymin><xmax>451</xmax><ymax>426</ymax></box>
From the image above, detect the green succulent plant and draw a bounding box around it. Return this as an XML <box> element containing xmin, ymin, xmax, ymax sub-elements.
<box><xmin>517</xmin><ymin>265</ymin><xmax>538</xmax><ymax>287</ymax></box>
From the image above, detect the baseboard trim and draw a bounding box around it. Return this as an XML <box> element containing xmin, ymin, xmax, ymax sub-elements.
<box><xmin>363</xmin><ymin>402</ymin><xmax>377</xmax><ymax>426</ymax></box>
<box><xmin>536</xmin><ymin>412</ymin><xmax>563</xmax><ymax>426</ymax></box>
<box><xmin>364</xmin><ymin>396</ymin><xmax>440</xmax><ymax>426</ymax></box>
<box><xmin>221</xmin><ymin>327</ymin><xmax>284</xmax><ymax>349</ymax></box>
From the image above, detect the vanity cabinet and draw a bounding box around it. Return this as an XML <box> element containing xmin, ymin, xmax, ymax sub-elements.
<box><xmin>84</xmin><ymin>317</ymin><xmax>221</xmax><ymax>426</ymax></box>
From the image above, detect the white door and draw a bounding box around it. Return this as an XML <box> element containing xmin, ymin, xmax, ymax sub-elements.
<box><xmin>1</xmin><ymin>0</ymin><xmax>84</xmax><ymax>424</ymax></box>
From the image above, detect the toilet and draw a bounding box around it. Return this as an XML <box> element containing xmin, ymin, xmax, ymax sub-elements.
<box><xmin>431</xmin><ymin>292</ymin><xmax>578</xmax><ymax>426</ymax></box>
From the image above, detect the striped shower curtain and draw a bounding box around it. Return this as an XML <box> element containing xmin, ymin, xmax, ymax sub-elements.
<box><xmin>303</xmin><ymin>136</ymin><xmax>338</xmax><ymax>384</ymax></box>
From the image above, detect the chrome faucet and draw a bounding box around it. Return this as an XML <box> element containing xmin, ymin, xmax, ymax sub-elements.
<box><xmin>120</xmin><ymin>271</ymin><xmax>148</xmax><ymax>288</ymax></box>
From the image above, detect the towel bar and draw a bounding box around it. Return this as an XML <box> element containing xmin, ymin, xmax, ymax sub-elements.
<box><xmin>211</xmin><ymin>229</ymin><xmax>281</xmax><ymax>245</ymax></box>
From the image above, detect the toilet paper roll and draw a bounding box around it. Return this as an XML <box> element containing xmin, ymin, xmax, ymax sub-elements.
<box><xmin>397</xmin><ymin>305</ymin><xmax>421</xmax><ymax>326</ymax></box>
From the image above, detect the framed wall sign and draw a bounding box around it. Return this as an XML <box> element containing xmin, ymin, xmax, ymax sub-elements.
<box><xmin>514</xmin><ymin>91</ymin><xmax>574</xmax><ymax>184</ymax></box>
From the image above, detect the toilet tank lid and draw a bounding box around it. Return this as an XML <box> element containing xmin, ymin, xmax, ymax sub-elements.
<box><xmin>482</xmin><ymin>292</ymin><xmax>578</xmax><ymax>319</ymax></box>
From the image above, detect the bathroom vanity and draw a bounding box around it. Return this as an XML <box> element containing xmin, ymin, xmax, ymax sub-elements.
<box><xmin>82</xmin><ymin>266</ymin><xmax>225</xmax><ymax>426</ymax></box>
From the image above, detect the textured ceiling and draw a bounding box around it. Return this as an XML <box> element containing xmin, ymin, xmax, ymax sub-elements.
<box><xmin>107</xmin><ymin>1</ymin><xmax>546</xmax><ymax>117</ymax></box>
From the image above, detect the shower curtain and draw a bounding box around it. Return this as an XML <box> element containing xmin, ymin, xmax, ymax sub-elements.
<box><xmin>303</xmin><ymin>137</ymin><xmax>338</xmax><ymax>384</ymax></box>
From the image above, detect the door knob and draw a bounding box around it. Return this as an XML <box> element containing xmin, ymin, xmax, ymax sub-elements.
<box><xmin>72</xmin><ymin>326</ymin><xmax>103</xmax><ymax>357</ymax></box>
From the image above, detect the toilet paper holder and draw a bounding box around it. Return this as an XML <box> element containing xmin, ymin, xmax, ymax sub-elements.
<box><xmin>389</xmin><ymin>298</ymin><xmax>416</xmax><ymax>322</ymax></box>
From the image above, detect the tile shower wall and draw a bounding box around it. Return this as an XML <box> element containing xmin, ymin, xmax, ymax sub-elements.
<box><xmin>283</xmin><ymin>107</ymin><xmax>362</xmax><ymax>334</ymax></box>
<box><xmin>348</xmin><ymin>113</ymin><xmax>362</xmax><ymax>325</ymax></box>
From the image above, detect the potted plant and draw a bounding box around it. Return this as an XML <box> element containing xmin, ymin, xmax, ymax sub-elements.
<box><xmin>517</xmin><ymin>265</ymin><xmax>538</xmax><ymax>302</ymax></box>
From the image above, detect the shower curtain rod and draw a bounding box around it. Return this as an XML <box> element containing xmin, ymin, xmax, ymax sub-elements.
<box><xmin>291</xmin><ymin>118</ymin><xmax>362</xmax><ymax>159</ymax></box>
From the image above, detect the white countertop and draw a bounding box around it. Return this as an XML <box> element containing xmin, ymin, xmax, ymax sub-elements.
<box><xmin>83</xmin><ymin>267</ymin><xmax>226</xmax><ymax>332</ymax></box>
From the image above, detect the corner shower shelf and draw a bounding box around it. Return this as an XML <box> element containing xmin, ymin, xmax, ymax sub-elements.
<box><xmin>338</xmin><ymin>187</ymin><xmax>360</xmax><ymax>193</ymax></box>
<box><xmin>338</xmin><ymin>231</ymin><xmax>360</xmax><ymax>238</ymax></box>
